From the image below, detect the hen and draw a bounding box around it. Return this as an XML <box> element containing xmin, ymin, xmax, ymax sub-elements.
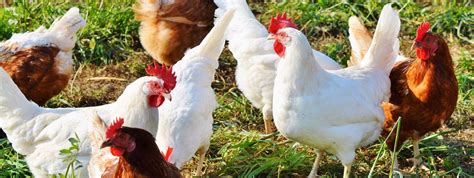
<box><xmin>213</xmin><ymin>0</ymin><xmax>340</xmax><ymax>134</ymax></box>
<box><xmin>271</xmin><ymin>5</ymin><xmax>400</xmax><ymax>178</ymax></box>
<box><xmin>348</xmin><ymin>19</ymin><xmax>458</xmax><ymax>170</ymax></box>
<box><xmin>134</xmin><ymin>0</ymin><xmax>217</xmax><ymax>65</ymax></box>
<box><xmin>98</xmin><ymin>118</ymin><xmax>182</xmax><ymax>178</ymax></box>
<box><xmin>155</xmin><ymin>9</ymin><xmax>234</xmax><ymax>176</ymax></box>
<box><xmin>0</xmin><ymin>7</ymin><xmax>85</xmax><ymax>106</ymax></box>
<box><xmin>0</xmin><ymin>65</ymin><xmax>175</xmax><ymax>177</ymax></box>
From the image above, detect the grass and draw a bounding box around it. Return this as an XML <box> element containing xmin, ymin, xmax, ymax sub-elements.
<box><xmin>0</xmin><ymin>0</ymin><xmax>473</xmax><ymax>177</ymax></box>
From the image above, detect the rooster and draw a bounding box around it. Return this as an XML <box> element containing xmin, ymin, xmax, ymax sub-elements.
<box><xmin>348</xmin><ymin>19</ymin><xmax>458</xmax><ymax>171</ymax></box>
<box><xmin>97</xmin><ymin>118</ymin><xmax>182</xmax><ymax>178</ymax></box>
<box><xmin>154</xmin><ymin>9</ymin><xmax>234</xmax><ymax>176</ymax></box>
<box><xmin>0</xmin><ymin>7</ymin><xmax>85</xmax><ymax>106</ymax></box>
<box><xmin>0</xmin><ymin>64</ymin><xmax>175</xmax><ymax>177</ymax></box>
<box><xmin>271</xmin><ymin>4</ymin><xmax>400</xmax><ymax>178</ymax></box>
<box><xmin>134</xmin><ymin>0</ymin><xmax>217</xmax><ymax>65</ymax></box>
<box><xmin>213</xmin><ymin>0</ymin><xmax>341</xmax><ymax>134</ymax></box>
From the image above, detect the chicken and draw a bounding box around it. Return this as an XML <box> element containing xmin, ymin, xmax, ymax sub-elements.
<box><xmin>271</xmin><ymin>4</ymin><xmax>400</xmax><ymax>178</ymax></box>
<box><xmin>213</xmin><ymin>0</ymin><xmax>341</xmax><ymax>134</ymax></box>
<box><xmin>348</xmin><ymin>19</ymin><xmax>458</xmax><ymax>170</ymax></box>
<box><xmin>100</xmin><ymin>118</ymin><xmax>182</xmax><ymax>178</ymax></box>
<box><xmin>0</xmin><ymin>65</ymin><xmax>175</xmax><ymax>177</ymax></box>
<box><xmin>0</xmin><ymin>7</ymin><xmax>85</xmax><ymax>106</ymax></box>
<box><xmin>134</xmin><ymin>0</ymin><xmax>217</xmax><ymax>65</ymax></box>
<box><xmin>154</xmin><ymin>9</ymin><xmax>234</xmax><ymax>176</ymax></box>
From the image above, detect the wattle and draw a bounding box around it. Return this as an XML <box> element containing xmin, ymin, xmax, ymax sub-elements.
<box><xmin>416</xmin><ymin>48</ymin><xmax>430</xmax><ymax>60</ymax></box>
<box><xmin>273</xmin><ymin>41</ymin><xmax>286</xmax><ymax>58</ymax></box>
<box><xmin>111</xmin><ymin>147</ymin><xmax>124</xmax><ymax>156</ymax></box>
<box><xmin>148</xmin><ymin>95</ymin><xmax>165</xmax><ymax>107</ymax></box>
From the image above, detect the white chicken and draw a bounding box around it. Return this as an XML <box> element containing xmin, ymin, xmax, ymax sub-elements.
<box><xmin>213</xmin><ymin>0</ymin><xmax>341</xmax><ymax>134</ymax></box>
<box><xmin>271</xmin><ymin>4</ymin><xmax>400</xmax><ymax>178</ymax></box>
<box><xmin>155</xmin><ymin>9</ymin><xmax>235</xmax><ymax>176</ymax></box>
<box><xmin>0</xmin><ymin>66</ymin><xmax>175</xmax><ymax>177</ymax></box>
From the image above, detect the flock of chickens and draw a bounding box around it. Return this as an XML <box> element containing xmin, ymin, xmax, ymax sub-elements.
<box><xmin>0</xmin><ymin>0</ymin><xmax>459</xmax><ymax>177</ymax></box>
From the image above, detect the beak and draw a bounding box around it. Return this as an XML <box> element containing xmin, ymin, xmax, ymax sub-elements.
<box><xmin>411</xmin><ymin>42</ymin><xmax>418</xmax><ymax>50</ymax></box>
<box><xmin>162</xmin><ymin>93</ymin><xmax>172</xmax><ymax>101</ymax></box>
<box><xmin>267</xmin><ymin>34</ymin><xmax>276</xmax><ymax>40</ymax></box>
<box><xmin>101</xmin><ymin>140</ymin><xmax>113</xmax><ymax>149</ymax></box>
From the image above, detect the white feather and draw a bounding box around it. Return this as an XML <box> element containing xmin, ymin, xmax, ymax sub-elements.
<box><xmin>155</xmin><ymin>9</ymin><xmax>234</xmax><ymax>168</ymax></box>
<box><xmin>0</xmin><ymin>66</ymin><xmax>162</xmax><ymax>177</ymax></box>
<box><xmin>272</xmin><ymin>4</ymin><xmax>400</xmax><ymax>170</ymax></box>
<box><xmin>213</xmin><ymin>0</ymin><xmax>341</xmax><ymax>128</ymax></box>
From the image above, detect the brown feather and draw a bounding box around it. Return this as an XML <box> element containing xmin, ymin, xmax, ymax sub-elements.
<box><xmin>348</xmin><ymin>17</ymin><xmax>373</xmax><ymax>66</ymax></box>
<box><xmin>134</xmin><ymin>0</ymin><xmax>217</xmax><ymax>65</ymax></box>
<box><xmin>113</xmin><ymin>127</ymin><xmax>181</xmax><ymax>178</ymax></box>
<box><xmin>0</xmin><ymin>46</ymin><xmax>71</xmax><ymax>106</ymax></box>
<box><xmin>382</xmin><ymin>33</ymin><xmax>458</xmax><ymax>150</ymax></box>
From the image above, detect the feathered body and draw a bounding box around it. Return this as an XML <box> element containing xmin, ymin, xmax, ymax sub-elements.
<box><xmin>213</xmin><ymin>0</ymin><xmax>340</xmax><ymax>133</ymax></box>
<box><xmin>134</xmin><ymin>0</ymin><xmax>217</xmax><ymax>65</ymax></box>
<box><xmin>99</xmin><ymin>118</ymin><xmax>181</xmax><ymax>178</ymax></box>
<box><xmin>347</xmin><ymin>18</ymin><xmax>459</xmax><ymax>169</ymax></box>
<box><xmin>383</xmin><ymin>33</ymin><xmax>458</xmax><ymax>150</ymax></box>
<box><xmin>0</xmin><ymin>66</ymin><xmax>174</xmax><ymax>177</ymax></box>
<box><xmin>110</xmin><ymin>127</ymin><xmax>181</xmax><ymax>178</ymax></box>
<box><xmin>155</xmin><ymin>10</ymin><xmax>234</xmax><ymax>175</ymax></box>
<box><xmin>0</xmin><ymin>7</ymin><xmax>85</xmax><ymax>106</ymax></box>
<box><xmin>272</xmin><ymin>5</ymin><xmax>400</xmax><ymax>177</ymax></box>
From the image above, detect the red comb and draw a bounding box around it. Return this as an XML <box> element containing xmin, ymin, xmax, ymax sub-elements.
<box><xmin>106</xmin><ymin>117</ymin><xmax>124</xmax><ymax>139</ymax></box>
<box><xmin>268</xmin><ymin>13</ymin><xmax>298</xmax><ymax>34</ymax></box>
<box><xmin>160</xmin><ymin>146</ymin><xmax>174</xmax><ymax>162</ymax></box>
<box><xmin>415</xmin><ymin>22</ymin><xmax>430</xmax><ymax>42</ymax></box>
<box><xmin>145</xmin><ymin>62</ymin><xmax>177</xmax><ymax>92</ymax></box>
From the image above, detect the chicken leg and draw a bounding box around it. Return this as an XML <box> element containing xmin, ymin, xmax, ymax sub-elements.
<box><xmin>409</xmin><ymin>137</ymin><xmax>429</xmax><ymax>172</ymax></box>
<box><xmin>343</xmin><ymin>164</ymin><xmax>352</xmax><ymax>178</ymax></box>
<box><xmin>263</xmin><ymin>105</ymin><xmax>275</xmax><ymax>134</ymax></box>
<box><xmin>195</xmin><ymin>148</ymin><xmax>207</xmax><ymax>176</ymax></box>
<box><xmin>309</xmin><ymin>150</ymin><xmax>324</xmax><ymax>178</ymax></box>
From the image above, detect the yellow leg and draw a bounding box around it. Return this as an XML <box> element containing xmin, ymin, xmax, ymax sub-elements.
<box><xmin>343</xmin><ymin>164</ymin><xmax>352</xmax><ymax>178</ymax></box>
<box><xmin>263</xmin><ymin>107</ymin><xmax>274</xmax><ymax>134</ymax></box>
<box><xmin>309</xmin><ymin>150</ymin><xmax>323</xmax><ymax>178</ymax></box>
<box><xmin>195</xmin><ymin>150</ymin><xmax>207</xmax><ymax>176</ymax></box>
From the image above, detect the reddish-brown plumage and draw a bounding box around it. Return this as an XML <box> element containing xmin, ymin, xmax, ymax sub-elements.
<box><xmin>107</xmin><ymin>127</ymin><xmax>182</xmax><ymax>178</ymax></box>
<box><xmin>134</xmin><ymin>0</ymin><xmax>217</xmax><ymax>65</ymax></box>
<box><xmin>0</xmin><ymin>46</ymin><xmax>71</xmax><ymax>106</ymax></box>
<box><xmin>382</xmin><ymin>33</ymin><xmax>458</xmax><ymax>150</ymax></box>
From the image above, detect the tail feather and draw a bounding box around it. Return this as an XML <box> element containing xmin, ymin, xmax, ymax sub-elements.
<box><xmin>47</xmin><ymin>7</ymin><xmax>86</xmax><ymax>51</ymax></box>
<box><xmin>0</xmin><ymin>68</ymin><xmax>40</xmax><ymax>130</ymax></box>
<box><xmin>360</xmin><ymin>4</ymin><xmax>400</xmax><ymax>74</ymax></box>
<box><xmin>88</xmin><ymin>110</ymin><xmax>118</xmax><ymax>178</ymax></box>
<box><xmin>195</xmin><ymin>9</ymin><xmax>235</xmax><ymax>60</ymax></box>
<box><xmin>348</xmin><ymin>16</ymin><xmax>373</xmax><ymax>66</ymax></box>
<box><xmin>213</xmin><ymin>0</ymin><xmax>267</xmax><ymax>40</ymax></box>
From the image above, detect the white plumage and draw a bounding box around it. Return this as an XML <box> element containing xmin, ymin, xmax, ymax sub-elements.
<box><xmin>272</xmin><ymin>4</ymin><xmax>400</xmax><ymax>178</ymax></box>
<box><xmin>155</xmin><ymin>9</ymin><xmax>235</xmax><ymax>175</ymax></box>
<box><xmin>0</xmin><ymin>66</ymin><xmax>172</xmax><ymax>177</ymax></box>
<box><xmin>213</xmin><ymin>0</ymin><xmax>341</xmax><ymax>133</ymax></box>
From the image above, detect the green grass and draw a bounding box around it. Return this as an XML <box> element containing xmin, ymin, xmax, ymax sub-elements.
<box><xmin>0</xmin><ymin>1</ymin><xmax>473</xmax><ymax>177</ymax></box>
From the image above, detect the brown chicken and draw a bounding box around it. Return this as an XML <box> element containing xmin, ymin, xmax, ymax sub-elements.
<box><xmin>134</xmin><ymin>0</ymin><xmax>217</xmax><ymax>65</ymax></box>
<box><xmin>0</xmin><ymin>7</ymin><xmax>85</xmax><ymax>106</ymax></box>
<box><xmin>100</xmin><ymin>118</ymin><xmax>182</xmax><ymax>178</ymax></box>
<box><xmin>348</xmin><ymin>18</ymin><xmax>458</xmax><ymax>170</ymax></box>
